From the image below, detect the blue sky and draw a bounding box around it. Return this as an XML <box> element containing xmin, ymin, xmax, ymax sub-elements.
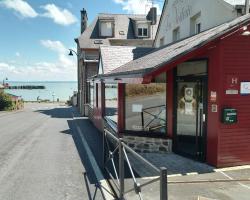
<box><xmin>0</xmin><ymin>0</ymin><xmax>163</xmax><ymax>81</ymax></box>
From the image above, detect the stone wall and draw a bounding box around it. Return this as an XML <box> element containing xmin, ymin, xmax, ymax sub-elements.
<box><xmin>123</xmin><ymin>135</ymin><xmax>172</xmax><ymax>154</ymax></box>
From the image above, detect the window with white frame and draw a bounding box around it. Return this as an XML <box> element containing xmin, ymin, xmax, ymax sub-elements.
<box><xmin>173</xmin><ymin>27</ymin><xmax>180</xmax><ymax>42</ymax></box>
<box><xmin>160</xmin><ymin>37</ymin><xmax>165</xmax><ymax>46</ymax></box>
<box><xmin>137</xmin><ymin>23</ymin><xmax>149</xmax><ymax>38</ymax></box>
<box><xmin>100</xmin><ymin>21</ymin><xmax>113</xmax><ymax>37</ymax></box>
<box><xmin>190</xmin><ymin>13</ymin><xmax>201</xmax><ymax>35</ymax></box>
<box><xmin>196</xmin><ymin>23</ymin><xmax>201</xmax><ymax>34</ymax></box>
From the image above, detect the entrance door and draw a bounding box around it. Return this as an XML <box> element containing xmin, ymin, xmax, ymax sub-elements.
<box><xmin>174</xmin><ymin>78</ymin><xmax>207</xmax><ymax>161</ymax></box>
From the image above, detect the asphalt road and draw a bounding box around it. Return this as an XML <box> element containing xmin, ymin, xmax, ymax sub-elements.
<box><xmin>0</xmin><ymin>103</ymin><xmax>103</xmax><ymax>200</ymax></box>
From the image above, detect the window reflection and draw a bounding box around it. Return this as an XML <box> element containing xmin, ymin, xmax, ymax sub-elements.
<box><xmin>125</xmin><ymin>83</ymin><xmax>166</xmax><ymax>134</ymax></box>
<box><xmin>90</xmin><ymin>82</ymin><xmax>94</xmax><ymax>107</ymax></box>
<box><xmin>105</xmin><ymin>84</ymin><xmax>118</xmax><ymax>124</ymax></box>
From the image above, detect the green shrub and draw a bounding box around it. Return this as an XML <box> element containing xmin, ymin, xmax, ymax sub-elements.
<box><xmin>0</xmin><ymin>92</ymin><xmax>14</xmax><ymax>111</ymax></box>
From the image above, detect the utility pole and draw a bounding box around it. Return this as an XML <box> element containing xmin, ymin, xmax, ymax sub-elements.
<box><xmin>246</xmin><ymin>0</ymin><xmax>249</xmax><ymax>14</ymax></box>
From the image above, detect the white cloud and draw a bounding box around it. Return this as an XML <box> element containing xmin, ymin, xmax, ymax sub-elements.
<box><xmin>15</xmin><ymin>52</ymin><xmax>21</xmax><ymax>57</ymax></box>
<box><xmin>113</xmin><ymin>0</ymin><xmax>161</xmax><ymax>14</ymax></box>
<box><xmin>0</xmin><ymin>40</ymin><xmax>76</xmax><ymax>81</ymax></box>
<box><xmin>41</xmin><ymin>4</ymin><xmax>77</xmax><ymax>26</ymax></box>
<box><xmin>0</xmin><ymin>60</ymin><xmax>76</xmax><ymax>81</ymax></box>
<box><xmin>40</xmin><ymin>40</ymin><xmax>67</xmax><ymax>54</ymax></box>
<box><xmin>0</xmin><ymin>0</ymin><xmax>38</xmax><ymax>18</ymax></box>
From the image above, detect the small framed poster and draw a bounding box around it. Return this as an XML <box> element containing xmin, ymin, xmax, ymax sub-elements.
<box><xmin>240</xmin><ymin>82</ymin><xmax>250</xmax><ymax>95</ymax></box>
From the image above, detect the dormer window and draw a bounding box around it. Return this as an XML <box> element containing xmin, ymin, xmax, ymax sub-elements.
<box><xmin>99</xmin><ymin>17</ymin><xmax>114</xmax><ymax>37</ymax></box>
<box><xmin>137</xmin><ymin>24</ymin><xmax>149</xmax><ymax>38</ymax></box>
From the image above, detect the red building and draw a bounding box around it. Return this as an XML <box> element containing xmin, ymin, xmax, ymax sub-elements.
<box><xmin>90</xmin><ymin>14</ymin><xmax>250</xmax><ymax>168</ymax></box>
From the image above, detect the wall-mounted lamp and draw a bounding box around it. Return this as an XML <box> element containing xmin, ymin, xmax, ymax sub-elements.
<box><xmin>68</xmin><ymin>49</ymin><xmax>78</xmax><ymax>56</ymax></box>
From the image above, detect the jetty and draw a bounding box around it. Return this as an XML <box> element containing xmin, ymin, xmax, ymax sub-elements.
<box><xmin>5</xmin><ymin>85</ymin><xmax>45</xmax><ymax>90</ymax></box>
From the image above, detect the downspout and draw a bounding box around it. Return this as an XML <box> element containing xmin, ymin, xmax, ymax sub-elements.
<box><xmin>246</xmin><ymin>0</ymin><xmax>249</xmax><ymax>14</ymax></box>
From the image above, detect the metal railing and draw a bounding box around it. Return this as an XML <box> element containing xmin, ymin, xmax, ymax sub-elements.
<box><xmin>141</xmin><ymin>105</ymin><xmax>166</xmax><ymax>132</ymax></box>
<box><xmin>103</xmin><ymin>128</ymin><xmax>168</xmax><ymax>200</ymax></box>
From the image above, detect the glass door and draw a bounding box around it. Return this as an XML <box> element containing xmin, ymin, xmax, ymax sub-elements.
<box><xmin>174</xmin><ymin>79</ymin><xmax>207</xmax><ymax>161</ymax></box>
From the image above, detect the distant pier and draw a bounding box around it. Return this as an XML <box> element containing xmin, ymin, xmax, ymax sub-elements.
<box><xmin>5</xmin><ymin>85</ymin><xmax>46</xmax><ymax>90</ymax></box>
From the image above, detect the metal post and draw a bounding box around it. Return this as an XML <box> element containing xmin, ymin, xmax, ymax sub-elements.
<box><xmin>246</xmin><ymin>0</ymin><xmax>249</xmax><ymax>14</ymax></box>
<box><xmin>160</xmin><ymin>167</ymin><xmax>168</xmax><ymax>200</ymax></box>
<box><xmin>141</xmin><ymin>111</ymin><xmax>144</xmax><ymax>130</ymax></box>
<box><xmin>103</xmin><ymin>130</ymin><xmax>106</xmax><ymax>170</ymax></box>
<box><xmin>119</xmin><ymin>138</ymin><xmax>124</xmax><ymax>200</ymax></box>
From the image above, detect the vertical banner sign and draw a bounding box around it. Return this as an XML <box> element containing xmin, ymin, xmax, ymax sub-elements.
<box><xmin>210</xmin><ymin>91</ymin><xmax>217</xmax><ymax>102</ymax></box>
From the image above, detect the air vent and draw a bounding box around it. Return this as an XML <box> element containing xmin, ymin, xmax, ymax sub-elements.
<box><xmin>94</xmin><ymin>40</ymin><xmax>103</xmax><ymax>44</ymax></box>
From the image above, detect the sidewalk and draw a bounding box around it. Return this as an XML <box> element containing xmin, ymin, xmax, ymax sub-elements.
<box><xmin>68</xmin><ymin>109</ymin><xmax>114</xmax><ymax>199</ymax></box>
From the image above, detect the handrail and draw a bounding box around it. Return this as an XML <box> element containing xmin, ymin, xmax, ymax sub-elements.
<box><xmin>103</xmin><ymin>128</ymin><xmax>168</xmax><ymax>200</ymax></box>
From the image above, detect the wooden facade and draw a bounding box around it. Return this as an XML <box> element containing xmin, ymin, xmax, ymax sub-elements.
<box><xmin>88</xmin><ymin>17</ymin><xmax>250</xmax><ymax>168</ymax></box>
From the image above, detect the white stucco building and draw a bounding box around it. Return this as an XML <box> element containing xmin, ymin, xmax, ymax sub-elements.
<box><xmin>154</xmin><ymin>0</ymin><xmax>249</xmax><ymax>47</ymax></box>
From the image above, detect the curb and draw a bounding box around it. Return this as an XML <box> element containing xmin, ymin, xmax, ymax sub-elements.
<box><xmin>72</xmin><ymin>115</ymin><xmax>115</xmax><ymax>200</ymax></box>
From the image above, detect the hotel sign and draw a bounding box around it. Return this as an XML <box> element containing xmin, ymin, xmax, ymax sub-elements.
<box><xmin>225</xmin><ymin>75</ymin><xmax>239</xmax><ymax>95</ymax></box>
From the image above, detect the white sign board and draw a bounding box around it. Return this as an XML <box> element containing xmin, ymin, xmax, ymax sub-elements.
<box><xmin>132</xmin><ymin>104</ymin><xmax>143</xmax><ymax>113</ymax></box>
<box><xmin>240</xmin><ymin>82</ymin><xmax>250</xmax><ymax>95</ymax></box>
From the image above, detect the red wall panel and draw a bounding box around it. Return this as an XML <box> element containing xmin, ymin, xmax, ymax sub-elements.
<box><xmin>92</xmin><ymin>83</ymin><xmax>104</xmax><ymax>131</ymax></box>
<box><xmin>217</xmin><ymin>33</ymin><xmax>250</xmax><ymax>167</ymax></box>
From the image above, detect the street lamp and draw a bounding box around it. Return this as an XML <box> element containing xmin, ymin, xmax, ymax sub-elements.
<box><xmin>68</xmin><ymin>49</ymin><xmax>78</xmax><ymax>56</ymax></box>
<box><xmin>52</xmin><ymin>92</ymin><xmax>55</xmax><ymax>103</ymax></box>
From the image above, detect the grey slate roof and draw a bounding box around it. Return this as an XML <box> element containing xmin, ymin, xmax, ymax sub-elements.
<box><xmin>99</xmin><ymin>46</ymin><xmax>153</xmax><ymax>74</ymax></box>
<box><xmin>224</xmin><ymin>0</ymin><xmax>249</xmax><ymax>5</ymax></box>
<box><xmin>105</xmin><ymin>14</ymin><xmax>250</xmax><ymax>77</ymax></box>
<box><xmin>77</xmin><ymin>13</ymin><xmax>159</xmax><ymax>49</ymax></box>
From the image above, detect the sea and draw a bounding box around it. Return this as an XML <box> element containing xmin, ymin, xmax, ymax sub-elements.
<box><xmin>4</xmin><ymin>81</ymin><xmax>77</xmax><ymax>102</ymax></box>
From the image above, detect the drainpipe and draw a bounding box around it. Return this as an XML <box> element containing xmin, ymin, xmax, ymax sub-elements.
<box><xmin>246</xmin><ymin>0</ymin><xmax>249</xmax><ymax>14</ymax></box>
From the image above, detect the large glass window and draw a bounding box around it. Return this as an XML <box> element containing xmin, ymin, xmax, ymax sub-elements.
<box><xmin>125</xmin><ymin>74</ymin><xmax>166</xmax><ymax>135</ymax></box>
<box><xmin>105</xmin><ymin>84</ymin><xmax>118</xmax><ymax>124</ymax></box>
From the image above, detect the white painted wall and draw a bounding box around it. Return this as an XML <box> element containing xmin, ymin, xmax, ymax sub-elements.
<box><xmin>155</xmin><ymin>0</ymin><xmax>240</xmax><ymax>47</ymax></box>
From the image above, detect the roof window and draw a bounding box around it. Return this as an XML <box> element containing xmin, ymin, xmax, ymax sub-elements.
<box><xmin>99</xmin><ymin>17</ymin><xmax>115</xmax><ymax>37</ymax></box>
<box><xmin>137</xmin><ymin>23</ymin><xmax>149</xmax><ymax>38</ymax></box>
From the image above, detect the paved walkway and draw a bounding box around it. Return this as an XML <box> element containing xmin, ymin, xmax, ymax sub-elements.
<box><xmin>70</xmin><ymin>114</ymin><xmax>250</xmax><ymax>200</ymax></box>
<box><xmin>129</xmin><ymin>152</ymin><xmax>215</xmax><ymax>177</ymax></box>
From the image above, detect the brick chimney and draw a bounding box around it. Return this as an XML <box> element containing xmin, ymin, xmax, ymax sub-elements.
<box><xmin>81</xmin><ymin>8</ymin><xmax>88</xmax><ymax>34</ymax></box>
<box><xmin>147</xmin><ymin>7</ymin><xmax>157</xmax><ymax>25</ymax></box>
